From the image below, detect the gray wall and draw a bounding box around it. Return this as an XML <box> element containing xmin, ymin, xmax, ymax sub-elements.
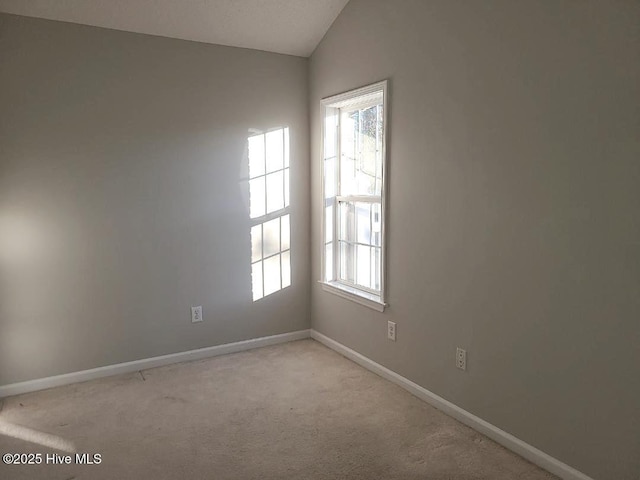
<box><xmin>0</xmin><ymin>14</ymin><xmax>310</xmax><ymax>385</ymax></box>
<box><xmin>309</xmin><ymin>1</ymin><xmax>639</xmax><ymax>479</ymax></box>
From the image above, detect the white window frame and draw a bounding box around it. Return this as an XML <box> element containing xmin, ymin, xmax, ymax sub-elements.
<box><xmin>320</xmin><ymin>80</ymin><xmax>389</xmax><ymax>312</ymax></box>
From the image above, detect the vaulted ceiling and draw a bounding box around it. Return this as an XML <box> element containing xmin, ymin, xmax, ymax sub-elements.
<box><xmin>0</xmin><ymin>0</ymin><xmax>349</xmax><ymax>57</ymax></box>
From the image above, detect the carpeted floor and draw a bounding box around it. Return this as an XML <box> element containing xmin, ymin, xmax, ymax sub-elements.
<box><xmin>0</xmin><ymin>339</ymin><xmax>557</xmax><ymax>480</ymax></box>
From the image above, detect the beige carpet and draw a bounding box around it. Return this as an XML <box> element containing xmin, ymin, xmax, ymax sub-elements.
<box><xmin>0</xmin><ymin>339</ymin><xmax>557</xmax><ymax>480</ymax></box>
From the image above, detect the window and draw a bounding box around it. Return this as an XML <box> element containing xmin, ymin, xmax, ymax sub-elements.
<box><xmin>321</xmin><ymin>81</ymin><xmax>388</xmax><ymax>311</ymax></box>
<box><xmin>249</xmin><ymin>127</ymin><xmax>291</xmax><ymax>301</ymax></box>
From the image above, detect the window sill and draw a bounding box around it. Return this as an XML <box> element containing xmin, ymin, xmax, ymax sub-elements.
<box><xmin>319</xmin><ymin>281</ymin><xmax>387</xmax><ymax>312</ymax></box>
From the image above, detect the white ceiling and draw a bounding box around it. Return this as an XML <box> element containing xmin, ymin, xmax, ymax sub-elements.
<box><xmin>0</xmin><ymin>0</ymin><xmax>349</xmax><ymax>57</ymax></box>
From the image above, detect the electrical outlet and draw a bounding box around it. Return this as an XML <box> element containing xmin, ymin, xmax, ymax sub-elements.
<box><xmin>456</xmin><ymin>347</ymin><xmax>466</xmax><ymax>371</ymax></box>
<box><xmin>387</xmin><ymin>321</ymin><xmax>396</xmax><ymax>341</ymax></box>
<box><xmin>191</xmin><ymin>306</ymin><xmax>203</xmax><ymax>323</ymax></box>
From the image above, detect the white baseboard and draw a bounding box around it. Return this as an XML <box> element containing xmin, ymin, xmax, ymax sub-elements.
<box><xmin>0</xmin><ymin>329</ymin><xmax>311</xmax><ymax>398</ymax></box>
<box><xmin>310</xmin><ymin>329</ymin><xmax>594</xmax><ymax>480</ymax></box>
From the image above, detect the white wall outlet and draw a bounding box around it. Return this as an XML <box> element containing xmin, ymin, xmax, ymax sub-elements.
<box><xmin>387</xmin><ymin>321</ymin><xmax>396</xmax><ymax>341</ymax></box>
<box><xmin>456</xmin><ymin>347</ymin><xmax>467</xmax><ymax>371</ymax></box>
<box><xmin>191</xmin><ymin>306</ymin><xmax>203</xmax><ymax>323</ymax></box>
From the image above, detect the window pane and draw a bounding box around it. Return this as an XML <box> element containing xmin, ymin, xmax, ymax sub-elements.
<box><xmin>284</xmin><ymin>168</ymin><xmax>290</xmax><ymax>207</ymax></box>
<box><xmin>372</xmin><ymin>203</ymin><xmax>382</xmax><ymax>246</ymax></box>
<box><xmin>356</xmin><ymin>245</ymin><xmax>371</xmax><ymax>289</ymax></box>
<box><xmin>324</xmin><ymin>157</ymin><xmax>336</xmax><ymax>199</ymax></box>
<box><xmin>340</xmin><ymin>154</ymin><xmax>356</xmax><ymax>195</ymax></box>
<box><xmin>248</xmin><ymin>134</ymin><xmax>265</xmax><ymax>179</ymax></box>
<box><xmin>358</xmin><ymin>106</ymin><xmax>378</xmax><ymax>195</ymax></box>
<box><xmin>340</xmin><ymin>105</ymin><xmax>383</xmax><ymax>196</ymax></box>
<box><xmin>339</xmin><ymin>241</ymin><xmax>354</xmax><ymax>283</ymax></box>
<box><xmin>266</xmin><ymin>171</ymin><xmax>284</xmax><ymax>213</ymax></box>
<box><xmin>375</xmin><ymin>104</ymin><xmax>384</xmax><ymax>196</ymax></box>
<box><xmin>325</xmin><ymin>242</ymin><xmax>333</xmax><ymax>281</ymax></box>
<box><xmin>263</xmin><ymin>217</ymin><xmax>280</xmax><ymax>258</ymax></box>
<box><xmin>281</xmin><ymin>251</ymin><xmax>291</xmax><ymax>289</ymax></box>
<box><xmin>340</xmin><ymin>110</ymin><xmax>357</xmax><ymax>195</ymax></box>
<box><xmin>281</xmin><ymin>214</ymin><xmax>290</xmax><ymax>251</ymax></box>
<box><xmin>266</xmin><ymin>129</ymin><xmax>284</xmax><ymax>173</ymax></box>
<box><xmin>251</xmin><ymin>225</ymin><xmax>262</xmax><ymax>263</ymax></box>
<box><xmin>252</xmin><ymin>262</ymin><xmax>263</xmax><ymax>301</ymax></box>
<box><xmin>356</xmin><ymin>202</ymin><xmax>372</xmax><ymax>245</ymax></box>
<box><xmin>324</xmin><ymin>111</ymin><xmax>338</xmax><ymax>160</ymax></box>
<box><xmin>284</xmin><ymin>127</ymin><xmax>290</xmax><ymax>168</ymax></box>
<box><xmin>249</xmin><ymin>177</ymin><xmax>265</xmax><ymax>219</ymax></box>
<box><xmin>325</xmin><ymin>205</ymin><xmax>333</xmax><ymax>244</ymax></box>
<box><xmin>264</xmin><ymin>254</ymin><xmax>281</xmax><ymax>296</ymax></box>
<box><xmin>341</xmin><ymin>110</ymin><xmax>357</xmax><ymax>157</ymax></box>
<box><xmin>339</xmin><ymin>202</ymin><xmax>355</xmax><ymax>242</ymax></box>
<box><xmin>373</xmin><ymin>247</ymin><xmax>382</xmax><ymax>291</ymax></box>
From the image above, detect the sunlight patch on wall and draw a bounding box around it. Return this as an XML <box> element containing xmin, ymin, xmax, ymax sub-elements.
<box><xmin>251</xmin><ymin>214</ymin><xmax>291</xmax><ymax>301</ymax></box>
<box><xmin>0</xmin><ymin>213</ymin><xmax>42</xmax><ymax>267</ymax></box>
<box><xmin>248</xmin><ymin>127</ymin><xmax>291</xmax><ymax>301</ymax></box>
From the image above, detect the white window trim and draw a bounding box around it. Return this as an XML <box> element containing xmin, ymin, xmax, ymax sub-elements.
<box><xmin>320</xmin><ymin>80</ymin><xmax>389</xmax><ymax>312</ymax></box>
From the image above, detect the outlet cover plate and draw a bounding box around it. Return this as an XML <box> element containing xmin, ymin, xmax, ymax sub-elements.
<box><xmin>456</xmin><ymin>347</ymin><xmax>466</xmax><ymax>371</ymax></box>
<box><xmin>191</xmin><ymin>306</ymin><xmax>203</xmax><ymax>323</ymax></box>
<box><xmin>387</xmin><ymin>321</ymin><xmax>396</xmax><ymax>341</ymax></box>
